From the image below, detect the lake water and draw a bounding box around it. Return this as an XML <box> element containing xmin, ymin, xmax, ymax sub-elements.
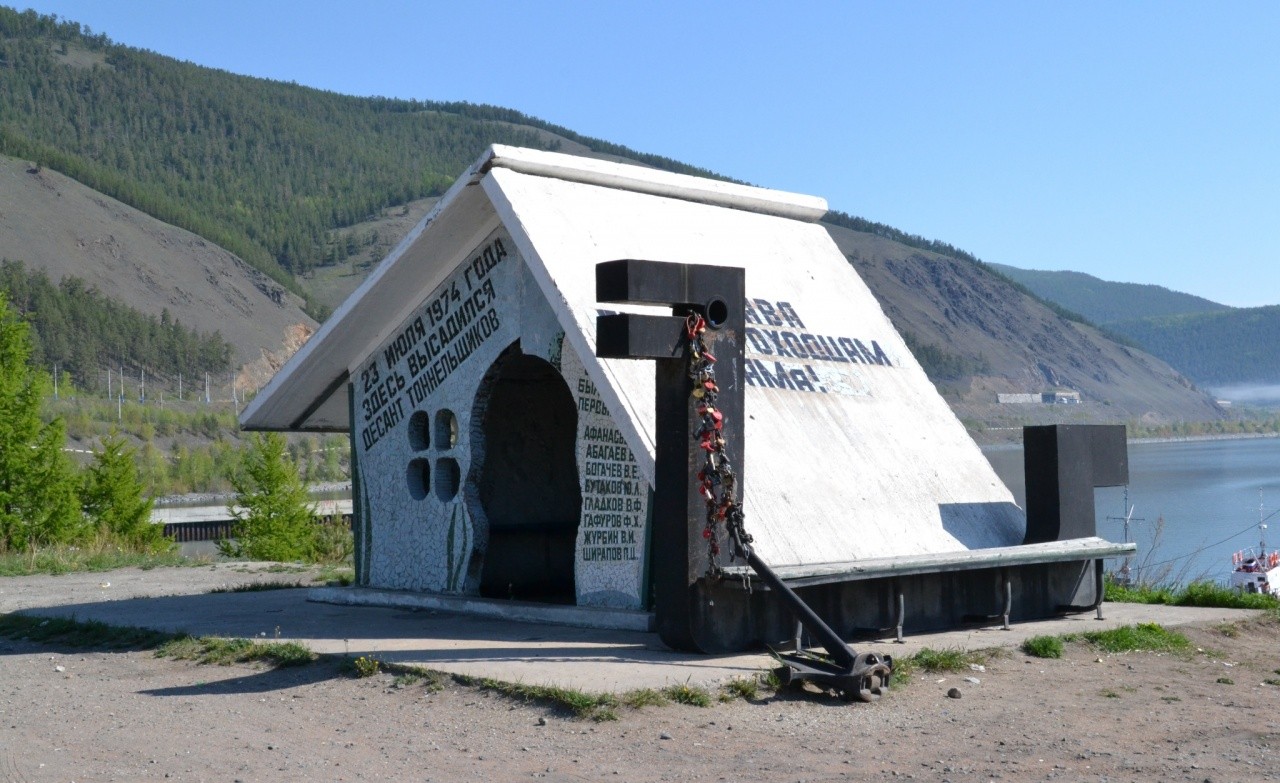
<box><xmin>983</xmin><ymin>437</ymin><xmax>1280</xmax><ymax>585</ymax></box>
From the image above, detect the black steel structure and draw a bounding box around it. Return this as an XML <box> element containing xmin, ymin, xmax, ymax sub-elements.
<box><xmin>596</xmin><ymin>259</ymin><xmax>892</xmax><ymax>700</ymax></box>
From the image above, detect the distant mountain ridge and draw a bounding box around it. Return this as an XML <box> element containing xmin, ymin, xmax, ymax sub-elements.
<box><xmin>992</xmin><ymin>263</ymin><xmax>1280</xmax><ymax>387</ymax></box>
<box><xmin>989</xmin><ymin>264</ymin><xmax>1232</xmax><ymax>325</ymax></box>
<box><xmin>1109</xmin><ymin>307</ymin><xmax>1280</xmax><ymax>386</ymax></box>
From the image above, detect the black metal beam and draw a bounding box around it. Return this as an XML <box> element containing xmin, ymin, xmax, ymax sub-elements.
<box><xmin>1023</xmin><ymin>424</ymin><xmax>1129</xmax><ymax>544</ymax></box>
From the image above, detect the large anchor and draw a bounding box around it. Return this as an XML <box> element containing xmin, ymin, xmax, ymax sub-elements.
<box><xmin>595</xmin><ymin>259</ymin><xmax>892</xmax><ymax>702</ymax></box>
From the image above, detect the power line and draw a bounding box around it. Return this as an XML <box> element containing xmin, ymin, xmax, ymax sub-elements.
<box><xmin>1135</xmin><ymin>519</ymin><xmax>1269</xmax><ymax>573</ymax></box>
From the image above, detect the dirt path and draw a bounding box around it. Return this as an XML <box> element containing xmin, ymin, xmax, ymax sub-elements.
<box><xmin>1</xmin><ymin>573</ymin><xmax>1278</xmax><ymax>782</ymax></box>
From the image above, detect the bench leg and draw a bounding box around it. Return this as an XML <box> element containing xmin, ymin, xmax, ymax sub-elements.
<box><xmin>1094</xmin><ymin>558</ymin><xmax>1105</xmax><ymax>621</ymax></box>
<box><xmin>895</xmin><ymin>586</ymin><xmax>905</xmax><ymax>643</ymax></box>
<box><xmin>1001</xmin><ymin>571</ymin><xmax>1012</xmax><ymax>631</ymax></box>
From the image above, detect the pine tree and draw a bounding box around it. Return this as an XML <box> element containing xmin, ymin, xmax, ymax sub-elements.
<box><xmin>0</xmin><ymin>291</ymin><xmax>82</xmax><ymax>550</ymax></box>
<box><xmin>220</xmin><ymin>433</ymin><xmax>315</xmax><ymax>561</ymax></box>
<box><xmin>82</xmin><ymin>430</ymin><xmax>164</xmax><ymax>552</ymax></box>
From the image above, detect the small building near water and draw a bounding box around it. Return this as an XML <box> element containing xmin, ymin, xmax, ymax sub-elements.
<box><xmin>241</xmin><ymin>146</ymin><xmax>1126</xmax><ymax>642</ymax></box>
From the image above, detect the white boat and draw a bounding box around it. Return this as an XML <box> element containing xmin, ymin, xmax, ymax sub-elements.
<box><xmin>1230</xmin><ymin>491</ymin><xmax>1280</xmax><ymax>597</ymax></box>
<box><xmin>1229</xmin><ymin>549</ymin><xmax>1279</xmax><ymax>596</ymax></box>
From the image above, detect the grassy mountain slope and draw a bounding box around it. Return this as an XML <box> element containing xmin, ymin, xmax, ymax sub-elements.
<box><xmin>989</xmin><ymin>263</ymin><xmax>1231</xmax><ymax>325</ymax></box>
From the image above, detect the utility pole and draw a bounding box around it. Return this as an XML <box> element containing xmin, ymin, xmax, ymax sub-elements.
<box><xmin>1107</xmin><ymin>486</ymin><xmax>1145</xmax><ymax>585</ymax></box>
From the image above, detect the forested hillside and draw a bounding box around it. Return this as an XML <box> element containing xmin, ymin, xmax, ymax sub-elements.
<box><xmin>1108</xmin><ymin>307</ymin><xmax>1280</xmax><ymax>386</ymax></box>
<box><xmin>989</xmin><ymin>263</ymin><xmax>1231</xmax><ymax>325</ymax></box>
<box><xmin>989</xmin><ymin>263</ymin><xmax>1280</xmax><ymax>387</ymax></box>
<box><xmin>0</xmin><ymin>260</ymin><xmax>232</xmax><ymax>389</ymax></box>
<box><xmin>0</xmin><ymin>7</ymin><xmax>724</xmax><ymax>314</ymax></box>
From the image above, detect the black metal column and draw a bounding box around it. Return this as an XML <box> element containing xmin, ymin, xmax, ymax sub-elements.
<box><xmin>596</xmin><ymin>259</ymin><xmax>747</xmax><ymax>652</ymax></box>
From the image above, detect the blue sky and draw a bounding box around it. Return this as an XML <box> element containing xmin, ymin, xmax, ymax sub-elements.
<box><xmin>18</xmin><ymin>1</ymin><xmax>1280</xmax><ymax>308</ymax></box>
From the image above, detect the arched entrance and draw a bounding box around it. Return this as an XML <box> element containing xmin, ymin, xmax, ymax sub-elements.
<box><xmin>474</xmin><ymin>348</ymin><xmax>581</xmax><ymax>603</ymax></box>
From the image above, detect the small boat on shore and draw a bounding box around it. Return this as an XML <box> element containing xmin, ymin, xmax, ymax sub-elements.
<box><xmin>1229</xmin><ymin>549</ymin><xmax>1279</xmax><ymax>596</ymax></box>
<box><xmin>1230</xmin><ymin>491</ymin><xmax>1279</xmax><ymax>597</ymax></box>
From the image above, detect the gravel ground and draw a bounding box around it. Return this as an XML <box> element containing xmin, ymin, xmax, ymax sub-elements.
<box><xmin>1</xmin><ymin>569</ymin><xmax>1278</xmax><ymax>782</ymax></box>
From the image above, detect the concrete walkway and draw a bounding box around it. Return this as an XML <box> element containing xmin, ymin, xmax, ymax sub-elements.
<box><xmin>0</xmin><ymin>564</ymin><xmax>1258</xmax><ymax>693</ymax></box>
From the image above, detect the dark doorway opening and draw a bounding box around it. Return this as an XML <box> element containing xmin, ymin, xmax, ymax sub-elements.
<box><xmin>476</xmin><ymin>350</ymin><xmax>581</xmax><ymax>603</ymax></box>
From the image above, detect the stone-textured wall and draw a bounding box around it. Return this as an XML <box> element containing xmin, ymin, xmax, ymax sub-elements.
<box><xmin>350</xmin><ymin>227</ymin><xmax>650</xmax><ymax>609</ymax></box>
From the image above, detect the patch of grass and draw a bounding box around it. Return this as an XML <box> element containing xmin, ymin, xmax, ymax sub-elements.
<box><xmin>619</xmin><ymin>688</ymin><xmax>669</xmax><ymax>709</ymax></box>
<box><xmin>1264</xmin><ymin>678</ymin><xmax>1280</xmax><ymax>687</ymax></box>
<box><xmin>661</xmin><ymin>682</ymin><xmax>712</xmax><ymax>707</ymax></box>
<box><xmin>1104</xmin><ymin>579</ymin><xmax>1177</xmax><ymax>605</ymax></box>
<box><xmin>1101</xmin><ymin>688</ymin><xmax>1120</xmax><ymax>698</ymax></box>
<box><xmin>453</xmin><ymin>674</ymin><xmax>620</xmax><ymax>720</ymax></box>
<box><xmin>1161</xmin><ymin>696</ymin><xmax>1181</xmax><ymax>702</ymax></box>
<box><xmin>719</xmin><ymin>676</ymin><xmax>759</xmax><ymax>702</ymax></box>
<box><xmin>889</xmin><ymin>647</ymin><xmax>989</xmax><ymax>688</ymax></box>
<box><xmin>0</xmin><ymin>543</ymin><xmax>203</xmax><ymax>577</ymax></box>
<box><xmin>0</xmin><ymin>613</ymin><xmax>175</xmax><ymax>649</ymax></box>
<box><xmin>1215</xmin><ymin>622</ymin><xmax>1241</xmax><ymax>638</ymax></box>
<box><xmin>210</xmin><ymin>581</ymin><xmax>309</xmax><ymax>593</ymax></box>
<box><xmin>156</xmin><ymin>635</ymin><xmax>316</xmax><ymax>667</ymax></box>
<box><xmin>1216</xmin><ymin>676</ymin><xmax>1234</xmax><ymax>685</ymax></box>
<box><xmin>1021</xmin><ymin>635</ymin><xmax>1064</xmax><ymax>659</ymax></box>
<box><xmin>1106</xmin><ymin>577</ymin><xmax>1280</xmax><ymax>611</ymax></box>
<box><xmin>1178</xmin><ymin>581</ymin><xmax>1280</xmax><ymax>610</ymax></box>
<box><xmin>1068</xmin><ymin>623</ymin><xmax>1191</xmax><ymax>654</ymax></box>
<box><xmin>914</xmin><ymin>647</ymin><xmax>987</xmax><ymax>672</ymax></box>
<box><xmin>315</xmin><ymin>565</ymin><xmax>355</xmax><ymax>586</ymax></box>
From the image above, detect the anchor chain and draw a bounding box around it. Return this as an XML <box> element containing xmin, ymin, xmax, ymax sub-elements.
<box><xmin>685</xmin><ymin>312</ymin><xmax>752</xmax><ymax>585</ymax></box>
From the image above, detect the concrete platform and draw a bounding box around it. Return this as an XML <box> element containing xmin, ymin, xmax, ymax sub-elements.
<box><xmin>0</xmin><ymin>566</ymin><xmax>1258</xmax><ymax>693</ymax></box>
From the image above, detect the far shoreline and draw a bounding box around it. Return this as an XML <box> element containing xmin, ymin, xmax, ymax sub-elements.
<box><xmin>978</xmin><ymin>430</ymin><xmax>1280</xmax><ymax>450</ymax></box>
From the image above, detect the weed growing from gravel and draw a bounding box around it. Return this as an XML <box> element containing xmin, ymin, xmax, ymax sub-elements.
<box><xmin>349</xmin><ymin>655</ymin><xmax>381</xmax><ymax>677</ymax></box>
<box><xmin>453</xmin><ymin>674</ymin><xmax>620</xmax><ymax>721</ymax></box>
<box><xmin>1021</xmin><ymin>635</ymin><xmax>1064</xmax><ymax>659</ymax></box>
<box><xmin>0</xmin><ymin>613</ymin><xmax>175</xmax><ymax>649</ymax></box>
<box><xmin>1216</xmin><ymin>677</ymin><xmax>1235</xmax><ymax>685</ymax></box>
<box><xmin>661</xmin><ymin>682</ymin><xmax>712</xmax><ymax>707</ymax></box>
<box><xmin>157</xmin><ymin>635</ymin><xmax>316</xmax><ymax>667</ymax></box>
<box><xmin>619</xmin><ymin>688</ymin><xmax>669</xmax><ymax>709</ymax></box>
<box><xmin>210</xmin><ymin>580</ymin><xmax>309</xmax><ymax>593</ymax></box>
<box><xmin>904</xmin><ymin>647</ymin><xmax>988</xmax><ymax>675</ymax></box>
<box><xmin>719</xmin><ymin>676</ymin><xmax>760</xmax><ymax>702</ymax></box>
<box><xmin>1067</xmin><ymin>623</ymin><xmax>1191</xmax><ymax>654</ymax></box>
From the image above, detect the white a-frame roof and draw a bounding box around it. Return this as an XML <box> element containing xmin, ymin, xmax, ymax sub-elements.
<box><xmin>242</xmin><ymin>145</ymin><xmax>1024</xmax><ymax>565</ymax></box>
<box><xmin>240</xmin><ymin>145</ymin><xmax>825</xmax><ymax>434</ymax></box>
